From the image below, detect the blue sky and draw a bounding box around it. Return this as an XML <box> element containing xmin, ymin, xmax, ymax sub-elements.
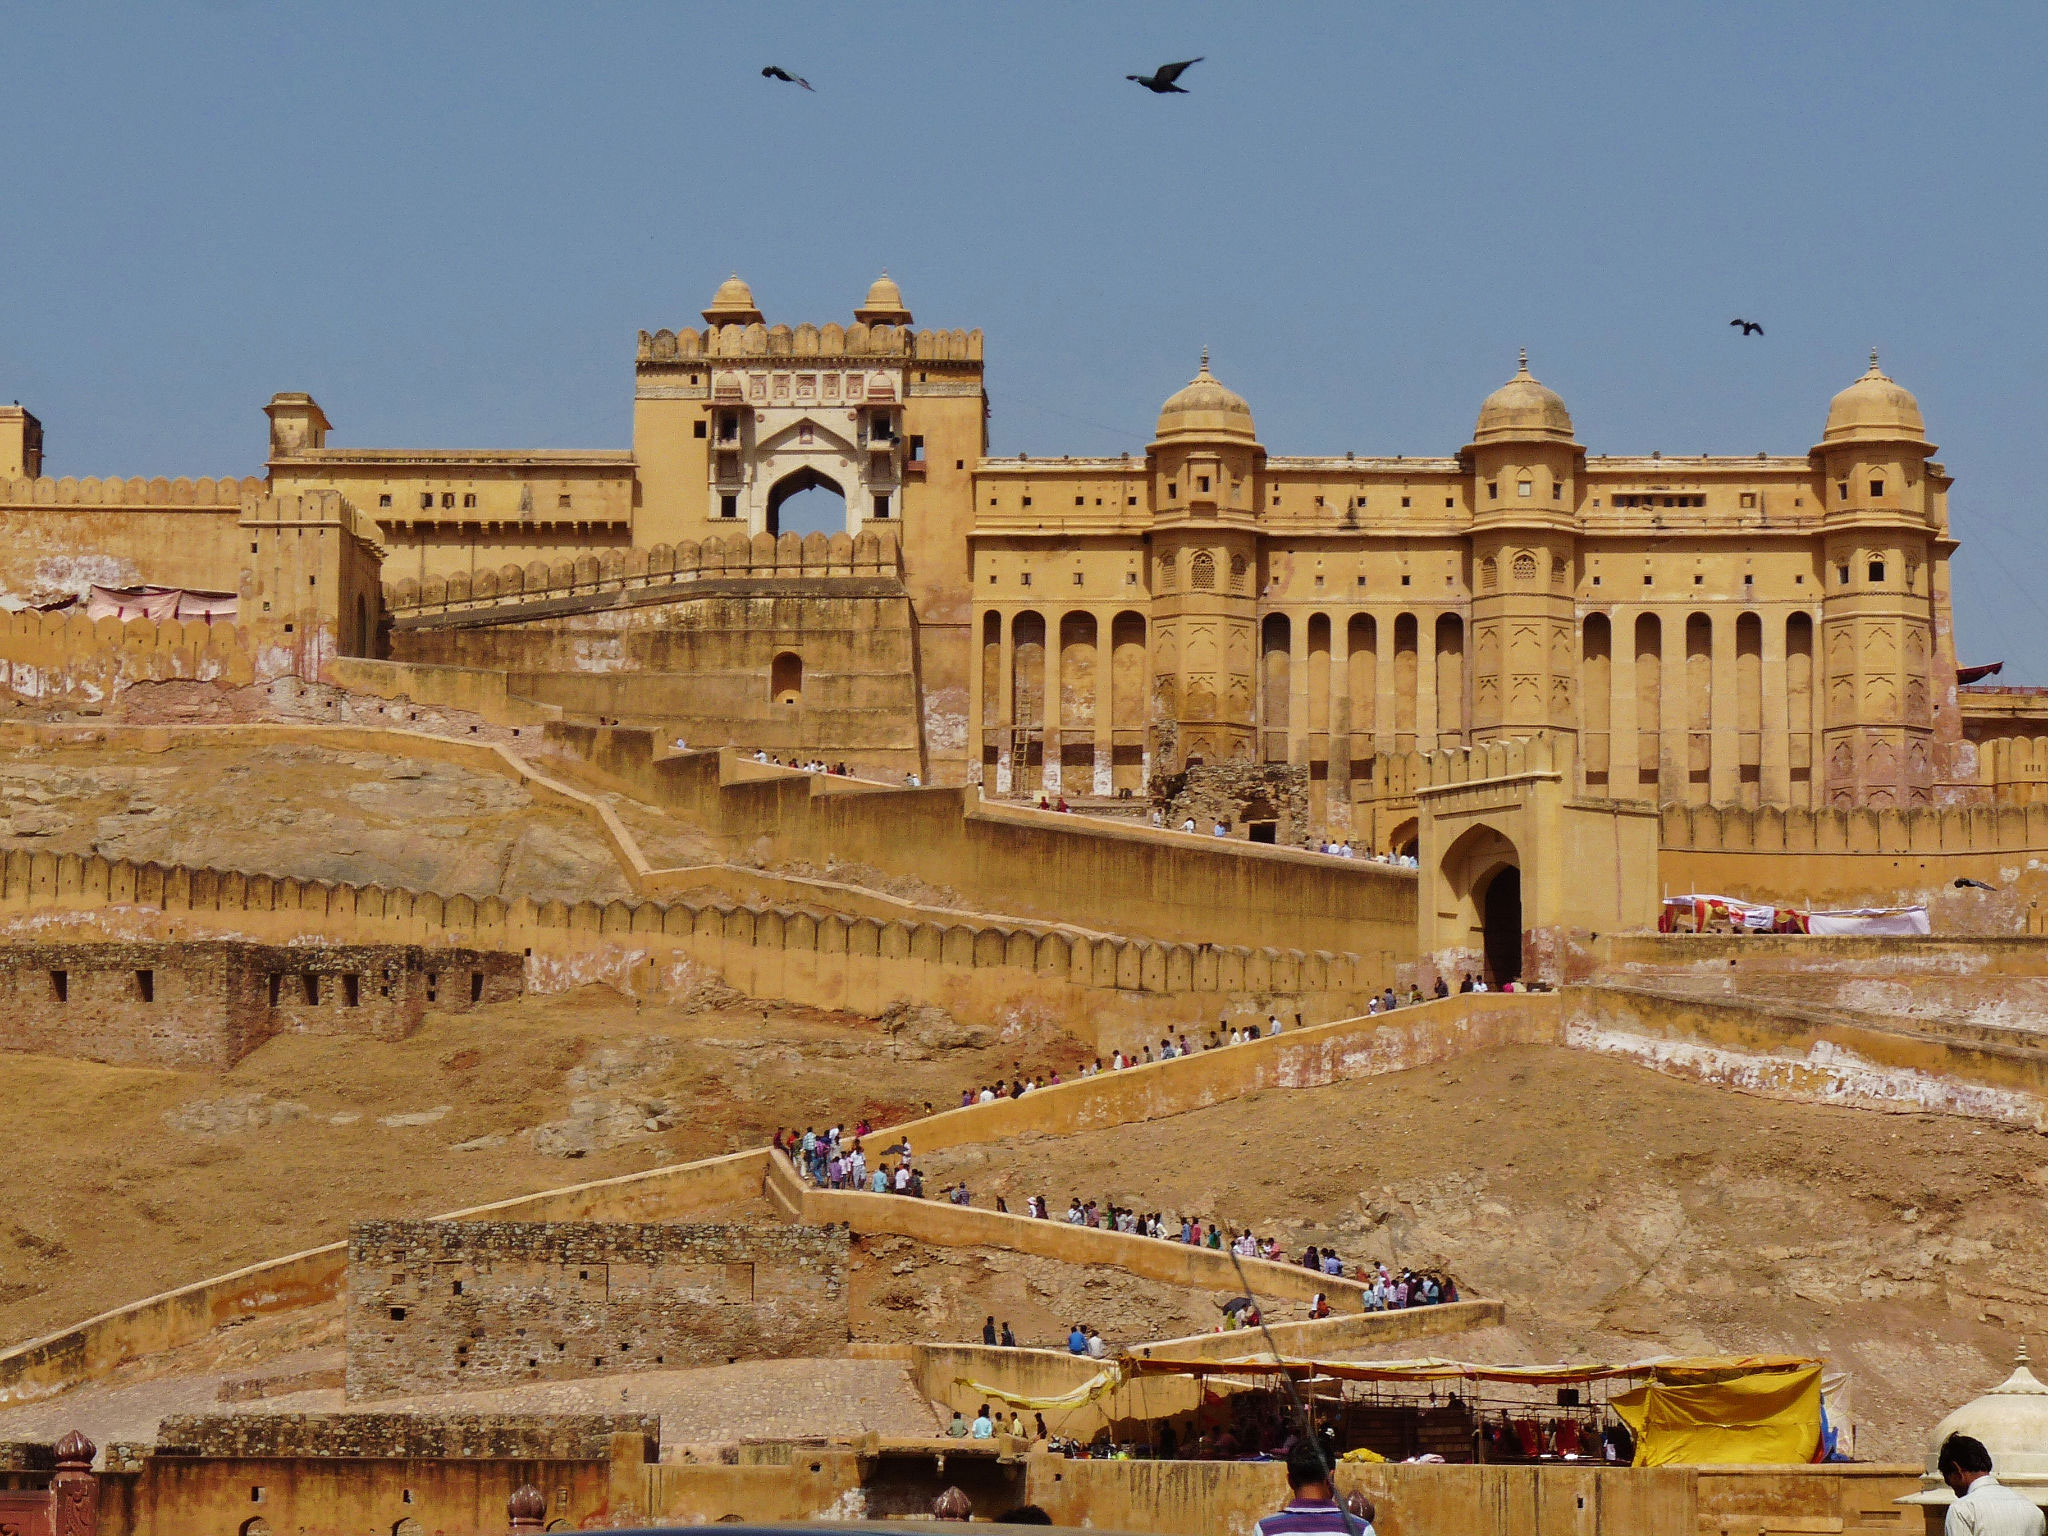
<box><xmin>7</xmin><ymin>3</ymin><xmax>2048</xmax><ymax>673</ymax></box>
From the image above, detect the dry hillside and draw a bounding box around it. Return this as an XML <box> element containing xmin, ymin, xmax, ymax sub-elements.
<box><xmin>0</xmin><ymin>985</ymin><xmax>1088</xmax><ymax>1347</ymax></box>
<box><xmin>918</xmin><ymin>1046</ymin><xmax>2046</xmax><ymax>1460</ymax></box>
<box><xmin>0</xmin><ymin>741</ymin><xmax>643</xmax><ymax>900</ymax></box>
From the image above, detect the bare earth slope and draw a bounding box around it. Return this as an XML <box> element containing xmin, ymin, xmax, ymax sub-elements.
<box><xmin>917</xmin><ymin>1045</ymin><xmax>2046</xmax><ymax>1459</ymax></box>
<box><xmin>0</xmin><ymin>742</ymin><xmax>632</xmax><ymax>902</ymax></box>
<box><xmin>0</xmin><ymin>987</ymin><xmax>1087</xmax><ymax>1347</ymax></box>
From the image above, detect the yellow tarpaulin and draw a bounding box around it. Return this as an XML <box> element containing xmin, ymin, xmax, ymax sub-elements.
<box><xmin>1610</xmin><ymin>1366</ymin><xmax>1822</xmax><ymax>1466</ymax></box>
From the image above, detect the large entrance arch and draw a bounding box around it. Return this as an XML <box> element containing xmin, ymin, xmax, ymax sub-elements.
<box><xmin>766</xmin><ymin>466</ymin><xmax>847</xmax><ymax>537</ymax></box>
<box><xmin>1480</xmin><ymin>864</ymin><xmax>1523</xmax><ymax>986</ymax></box>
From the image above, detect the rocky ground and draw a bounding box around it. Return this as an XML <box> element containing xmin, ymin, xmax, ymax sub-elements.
<box><xmin>916</xmin><ymin>1045</ymin><xmax>2048</xmax><ymax>1461</ymax></box>
<box><xmin>0</xmin><ymin>741</ymin><xmax>631</xmax><ymax>902</ymax></box>
<box><xmin>0</xmin><ymin>986</ymin><xmax>1089</xmax><ymax>1348</ymax></box>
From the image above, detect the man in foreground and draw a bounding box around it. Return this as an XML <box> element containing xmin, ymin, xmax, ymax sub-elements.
<box><xmin>1940</xmin><ymin>1433</ymin><xmax>2045</xmax><ymax>1536</ymax></box>
<box><xmin>1254</xmin><ymin>1441</ymin><xmax>1359</xmax><ymax>1536</ymax></box>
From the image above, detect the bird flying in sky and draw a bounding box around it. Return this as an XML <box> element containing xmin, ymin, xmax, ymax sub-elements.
<box><xmin>762</xmin><ymin>66</ymin><xmax>814</xmax><ymax>91</ymax></box>
<box><xmin>1729</xmin><ymin>318</ymin><xmax>1764</xmax><ymax>336</ymax></box>
<box><xmin>1128</xmin><ymin>58</ymin><xmax>1203</xmax><ymax>93</ymax></box>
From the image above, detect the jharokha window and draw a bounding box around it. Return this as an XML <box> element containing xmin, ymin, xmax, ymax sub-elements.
<box><xmin>1190</xmin><ymin>551</ymin><xmax>1217</xmax><ymax>590</ymax></box>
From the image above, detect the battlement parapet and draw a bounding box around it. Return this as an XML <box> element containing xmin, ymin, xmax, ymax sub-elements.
<box><xmin>0</xmin><ymin>475</ymin><xmax>263</xmax><ymax>509</ymax></box>
<box><xmin>1375</xmin><ymin>732</ymin><xmax>1575</xmax><ymax>799</ymax></box>
<box><xmin>637</xmin><ymin>323</ymin><xmax>983</xmax><ymax>365</ymax></box>
<box><xmin>384</xmin><ymin>527</ymin><xmax>903</xmax><ymax>617</ymax></box>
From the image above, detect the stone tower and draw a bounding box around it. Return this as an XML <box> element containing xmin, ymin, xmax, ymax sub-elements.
<box><xmin>1464</xmin><ymin>354</ymin><xmax>1583</xmax><ymax>746</ymax></box>
<box><xmin>1811</xmin><ymin>353</ymin><xmax>1950</xmax><ymax>807</ymax></box>
<box><xmin>1147</xmin><ymin>355</ymin><xmax>1264</xmax><ymax>767</ymax></box>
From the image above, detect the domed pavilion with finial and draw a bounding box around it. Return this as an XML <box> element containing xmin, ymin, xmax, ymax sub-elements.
<box><xmin>1902</xmin><ymin>1341</ymin><xmax>2048</xmax><ymax>1521</ymax></box>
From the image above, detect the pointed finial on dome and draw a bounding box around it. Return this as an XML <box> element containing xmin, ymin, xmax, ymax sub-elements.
<box><xmin>2022</xmin><ymin>1337</ymin><xmax>2031</xmax><ymax>1367</ymax></box>
<box><xmin>1200</xmin><ymin>345</ymin><xmax>1210</xmax><ymax>373</ymax></box>
<box><xmin>1518</xmin><ymin>347</ymin><xmax>1529</xmax><ymax>372</ymax></box>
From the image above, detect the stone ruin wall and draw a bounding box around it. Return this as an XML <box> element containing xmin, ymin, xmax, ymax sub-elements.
<box><xmin>0</xmin><ymin>940</ymin><xmax>522</xmax><ymax>1071</ymax></box>
<box><xmin>345</xmin><ymin>1221</ymin><xmax>850</xmax><ymax>1400</ymax></box>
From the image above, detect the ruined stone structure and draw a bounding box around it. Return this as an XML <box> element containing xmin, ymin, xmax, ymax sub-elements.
<box><xmin>0</xmin><ymin>940</ymin><xmax>520</xmax><ymax>1071</ymax></box>
<box><xmin>345</xmin><ymin>1220</ymin><xmax>850</xmax><ymax>1399</ymax></box>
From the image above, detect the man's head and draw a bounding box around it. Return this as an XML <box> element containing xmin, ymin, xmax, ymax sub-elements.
<box><xmin>1940</xmin><ymin>1433</ymin><xmax>1995</xmax><ymax>1496</ymax></box>
<box><xmin>1285</xmin><ymin>1439</ymin><xmax>1333</xmax><ymax>1498</ymax></box>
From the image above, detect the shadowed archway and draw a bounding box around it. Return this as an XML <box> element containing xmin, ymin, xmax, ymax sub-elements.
<box><xmin>766</xmin><ymin>466</ymin><xmax>847</xmax><ymax>537</ymax></box>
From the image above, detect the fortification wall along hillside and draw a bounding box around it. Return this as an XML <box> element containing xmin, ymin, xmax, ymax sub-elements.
<box><xmin>545</xmin><ymin>726</ymin><xmax>1419</xmax><ymax>959</ymax></box>
<box><xmin>0</xmin><ymin>845</ymin><xmax>1381</xmax><ymax>1044</ymax></box>
<box><xmin>0</xmin><ymin>477</ymin><xmax>261</xmax><ymax>601</ymax></box>
<box><xmin>1658</xmin><ymin>801</ymin><xmax>2048</xmax><ymax>921</ymax></box>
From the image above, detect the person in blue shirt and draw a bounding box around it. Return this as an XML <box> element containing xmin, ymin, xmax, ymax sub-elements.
<box><xmin>970</xmin><ymin>1404</ymin><xmax>996</xmax><ymax>1439</ymax></box>
<box><xmin>1067</xmin><ymin>1323</ymin><xmax>1088</xmax><ymax>1355</ymax></box>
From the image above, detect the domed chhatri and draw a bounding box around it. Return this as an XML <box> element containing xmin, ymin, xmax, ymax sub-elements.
<box><xmin>701</xmin><ymin>273</ymin><xmax>763</xmax><ymax>327</ymax></box>
<box><xmin>1906</xmin><ymin>1342</ymin><xmax>2048</xmax><ymax>1509</ymax></box>
<box><xmin>1471</xmin><ymin>350</ymin><xmax>1576</xmax><ymax>445</ymax></box>
<box><xmin>1822</xmin><ymin>349</ymin><xmax>1929</xmax><ymax>447</ymax></box>
<box><xmin>1155</xmin><ymin>349</ymin><xmax>1257</xmax><ymax>442</ymax></box>
<box><xmin>854</xmin><ymin>271</ymin><xmax>913</xmax><ymax>326</ymax></box>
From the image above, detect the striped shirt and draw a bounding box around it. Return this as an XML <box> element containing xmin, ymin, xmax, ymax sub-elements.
<box><xmin>1255</xmin><ymin>1499</ymin><xmax>1362</xmax><ymax>1536</ymax></box>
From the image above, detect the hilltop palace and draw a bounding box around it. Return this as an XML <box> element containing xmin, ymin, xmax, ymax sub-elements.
<box><xmin>5</xmin><ymin>271</ymin><xmax>2048</xmax><ymax>953</ymax></box>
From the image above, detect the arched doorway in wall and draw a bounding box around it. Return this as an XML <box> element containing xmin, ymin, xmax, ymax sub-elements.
<box><xmin>766</xmin><ymin>466</ymin><xmax>848</xmax><ymax>537</ymax></box>
<box><xmin>771</xmin><ymin>651</ymin><xmax>803</xmax><ymax>705</ymax></box>
<box><xmin>1479</xmin><ymin>865</ymin><xmax>1523</xmax><ymax>986</ymax></box>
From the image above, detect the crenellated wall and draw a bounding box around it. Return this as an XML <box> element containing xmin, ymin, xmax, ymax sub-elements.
<box><xmin>545</xmin><ymin>726</ymin><xmax>1419</xmax><ymax>960</ymax></box>
<box><xmin>0</xmin><ymin>610</ymin><xmax>258</xmax><ymax>703</ymax></box>
<box><xmin>636</xmin><ymin>322</ymin><xmax>983</xmax><ymax>362</ymax></box>
<box><xmin>382</xmin><ymin>527</ymin><xmax>904</xmax><ymax>618</ymax></box>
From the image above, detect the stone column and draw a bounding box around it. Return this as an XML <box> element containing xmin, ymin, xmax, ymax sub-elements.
<box><xmin>1330</xmin><ymin>615</ymin><xmax>1353</xmax><ymax>831</ymax></box>
<box><xmin>1375</xmin><ymin>613</ymin><xmax>1398</xmax><ymax>759</ymax></box>
<box><xmin>1093</xmin><ymin>607</ymin><xmax>1116</xmax><ymax>796</ymax></box>
<box><xmin>1760</xmin><ymin>612</ymin><xmax>1790</xmax><ymax>807</ymax></box>
<box><xmin>1289</xmin><ymin>609</ymin><xmax>1312</xmax><ymax>765</ymax></box>
<box><xmin>1042</xmin><ymin>616</ymin><xmax>1062</xmax><ymax>795</ymax></box>
<box><xmin>1609</xmin><ymin>610</ymin><xmax>1640</xmax><ymax>797</ymax></box>
<box><xmin>995</xmin><ymin>611</ymin><xmax>1016</xmax><ymax>795</ymax></box>
<box><xmin>1710</xmin><ymin>610</ymin><xmax>1740</xmax><ymax>804</ymax></box>
<box><xmin>1415</xmin><ymin>609</ymin><xmax>1439</xmax><ymax>752</ymax></box>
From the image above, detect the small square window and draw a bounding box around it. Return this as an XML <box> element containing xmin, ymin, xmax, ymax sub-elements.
<box><xmin>1740</xmin><ymin>492</ymin><xmax>1756</xmax><ymax>508</ymax></box>
<box><xmin>378</xmin><ymin>494</ymin><xmax>392</xmax><ymax>508</ymax></box>
<box><xmin>1314</xmin><ymin>574</ymin><xmax>1324</xmax><ymax>587</ymax></box>
<box><xmin>1693</xmin><ymin>573</ymin><xmax>1704</xmax><ymax>585</ymax></box>
<box><xmin>1552</xmin><ymin>483</ymin><xmax>1562</xmax><ymax>500</ymax></box>
<box><xmin>1643</xmin><ymin>574</ymin><xmax>1653</xmax><ymax>586</ymax></box>
<box><xmin>1075</xmin><ymin>495</ymin><xmax>1084</xmax><ymax>506</ymax></box>
<box><xmin>1744</xmin><ymin>573</ymin><xmax>1754</xmax><ymax>586</ymax></box>
<box><xmin>1400</xmin><ymin>574</ymin><xmax>1411</xmax><ymax>587</ymax></box>
<box><xmin>1837</xmin><ymin>482</ymin><xmax>1849</xmax><ymax>500</ymax></box>
<box><xmin>1869</xmin><ymin>560</ymin><xmax>1885</xmax><ymax>582</ymax></box>
<box><xmin>462</xmin><ymin>493</ymin><xmax>477</xmax><ymax>508</ymax></box>
<box><xmin>1517</xmin><ymin>480</ymin><xmax>1533</xmax><ymax>498</ymax></box>
<box><xmin>1445</xmin><ymin>497</ymin><xmax>1454</xmax><ymax>507</ymax></box>
<box><xmin>872</xmin><ymin>493</ymin><xmax>890</xmax><ymax>519</ymax></box>
<box><xmin>693</xmin><ymin>420</ymin><xmax>707</xmax><ymax>438</ymax></box>
<box><xmin>420</xmin><ymin>492</ymin><xmax>434</xmax><ymax>510</ymax></box>
<box><xmin>441</xmin><ymin>492</ymin><xmax>455</xmax><ymax>508</ymax></box>
<box><xmin>1870</xmin><ymin>479</ymin><xmax>1885</xmax><ymax>497</ymax></box>
<box><xmin>1020</xmin><ymin>572</ymin><xmax>1032</xmax><ymax>587</ymax></box>
<box><xmin>1022</xmin><ymin>496</ymin><xmax>1032</xmax><ymax>507</ymax></box>
<box><xmin>989</xmin><ymin>574</ymin><xmax>998</xmax><ymax>584</ymax></box>
<box><xmin>1072</xmin><ymin>572</ymin><xmax>1083</xmax><ymax>585</ymax></box>
<box><xmin>1592</xmin><ymin>575</ymin><xmax>1602</xmax><ymax>586</ymax></box>
<box><xmin>558</xmin><ymin>494</ymin><xmax>572</xmax><ymax>508</ymax></box>
<box><xmin>1198</xmin><ymin>476</ymin><xmax>1210</xmax><ymax>493</ymax></box>
<box><xmin>1125</xmin><ymin>572</ymin><xmax>1137</xmax><ymax>585</ymax></box>
<box><xmin>1355</xmin><ymin>575</ymin><xmax>1367</xmax><ymax>587</ymax></box>
<box><xmin>1401</xmin><ymin>497</ymin><xmax>1411</xmax><ymax>508</ymax></box>
<box><xmin>957</xmin><ymin>459</ymin><xmax>965</xmax><ymax>469</ymax></box>
<box><xmin>1795</xmin><ymin>574</ymin><xmax>1806</xmax><ymax>585</ymax></box>
<box><xmin>720</xmin><ymin>495</ymin><xmax>738</xmax><ymax>518</ymax></box>
<box><xmin>1838</xmin><ymin>565</ymin><xmax>1851</xmax><ymax>584</ymax></box>
<box><xmin>1127</xmin><ymin>496</ymin><xmax>1138</xmax><ymax>506</ymax></box>
<box><xmin>1167</xmin><ymin>484</ymin><xmax>1177</xmax><ymax>498</ymax></box>
<box><xmin>1487</xmin><ymin>482</ymin><xmax>1499</xmax><ymax>500</ymax></box>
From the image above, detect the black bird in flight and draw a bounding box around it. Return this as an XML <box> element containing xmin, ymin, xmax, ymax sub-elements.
<box><xmin>1128</xmin><ymin>57</ymin><xmax>1203</xmax><ymax>93</ymax></box>
<box><xmin>762</xmin><ymin>66</ymin><xmax>815</xmax><ymax>91</ymax></box>
<box><xmin>1729</xmin><ymin>318</ymin><xmax>1764</xmax><ymax>336</ymax></box>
